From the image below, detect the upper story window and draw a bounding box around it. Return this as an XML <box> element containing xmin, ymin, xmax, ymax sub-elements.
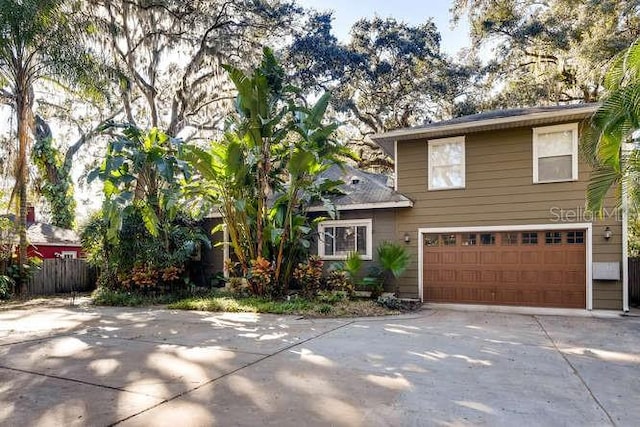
<box><xmin>318</xmin><ymin>219</ymin><xmax>373</xmax><ymax>260</ymax></box>
<box><xmin>532</xmin><ymin>123</ymin><xmax>578</xmax><ymax>183</ymax></box>
<box><xmin>428</xmin><ymin>136</ymin><xmax>465</xmax><ymax>190</ymax></box>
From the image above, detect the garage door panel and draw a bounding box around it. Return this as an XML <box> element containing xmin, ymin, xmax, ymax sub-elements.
<box><xmin>425</xmin><ymin>252</ymin><xmax>440</xmax><ymax>264</ymax></box>
<box><xmin>566</xmin><ymin>251</ymin><xmax>585</xmax><ymax>264</ymax></box>
<box><xmin>458</xmin><ymin>270</ymin><xmax>479</xmax><ymax>283</ymax></box>
<box><xmin>480</xmin><ymin>270</ymin><xmax>498</xmax><ymax>283</ymax></box>
<box><xmin>521</xmin><ymin>251</ymin><xmax>542</xmax><ymax>264</ymax></box>
<box><xmin>480</xmin><ymin>252</ymin><xmax>501</xmax><ymax>264</ymax></box>
<box><xmin>544</xmin><ymin>251</ymin><xmax>566</xmax><ymax>264</ymax></box>
<box><xmin>460</xmin><ymin>252</ymin><xmax>478</xmax><ymax>264</ymax></box>
<box><xmin>424</xmin><ymin>229</ymin><xmax>587</xmax><ymax>309</ymax></box>
<box><xmin>501</xmin><ymin>252</ymin><xmax>519</xmax><ymax>264</ymax></box>
<box><xmin>519</xmin><ymin>271</ymin><xmax>539</xmax><ymax>283</ymax></box>
<box><xmin>441</xmin><ymin>252</ymin><xmax>457</xmax><ymax>264</ymax></box>
<box><xmin>539</xmin><ymin>270</ymin><xmax>563</xmax><ymax>284</ymax></box>
<box><xmin>501</xmin><ymin>270</ymin><xmax>519</xmax><ymax>283</ymax></box>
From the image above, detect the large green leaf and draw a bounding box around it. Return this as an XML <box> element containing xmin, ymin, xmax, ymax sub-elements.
<box><xmin>377</xmin><ymin>242</ymin><xmax>410</xmax><ymax>279</ymax></box>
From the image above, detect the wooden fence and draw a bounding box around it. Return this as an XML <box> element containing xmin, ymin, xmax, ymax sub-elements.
<box><xmin>628</xmin><ymin>258</ymin><xmax>640</xmax><ymax>306</ymax></box>
<box><xmin>28</xmin><ymin>259</ymin><xmax>97</xmax><ymax>295</ymax></box>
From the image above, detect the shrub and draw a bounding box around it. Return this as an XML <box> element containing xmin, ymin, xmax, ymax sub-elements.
<box><xmin>343</xmin><ymin>251</ymin><xmax>363</xmax><ymax>279</ymax></box>
<box><xmin>0</xmin><ymin>275</ymin><xmax>14</xmax><ymax>300</ymax></box>
<box><xmin>247</xmin><ymin>257</ymin><xmax>274</xmax><ymax>296</ymax></box>
<box><xmin>361</xmin><ymin>266</ymin><xmax>385</xmax><ymax>299</ymax></box>
<box><xmin>226</xmin><ymin>277</ymin><xmax>250</xmax><ymax>296</ymax></box>
<box><xmin>317</xmin><ymin>289</ymin><xmax>348</xmax><ymax>303</ymax></box>
<box><xmin>377</xmin><ymin>242</ymin><xmax>410</xmax><ymax>279</ymax></box>
<box><xmin>324</xmin><ymin>270</ymin><xmax>355</xmax><ymax>296</ymax></box>
<box><xmin>376</xmin><ymin>294</ymin><xmax>403</xmax><ymax>310</ymax></box>
<box><xmin>317</xmin><ymin>303</ymin><xmax>333</xmax><ymax>314</ymax></box>
<box><xmin>293</xmin><ymin>256</ymin><xmax>324</xmax><ymax>297</ymax></box>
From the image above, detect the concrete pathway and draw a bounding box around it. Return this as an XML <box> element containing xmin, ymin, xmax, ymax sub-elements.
<box><xmin>0</xmin><ymin>302</ymin><xmax>638</xmax><ymax>426</ymax></box>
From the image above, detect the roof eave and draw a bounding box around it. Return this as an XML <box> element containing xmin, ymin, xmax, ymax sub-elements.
<box><xmin>371</xmin><ymin>105</ymin><xmax>599</xmax><ymax>143</ymax></box>
<box><xmin>307</xmin><ymin>199</ymin><xmax>414</xmax><ymax>212</ymax></box>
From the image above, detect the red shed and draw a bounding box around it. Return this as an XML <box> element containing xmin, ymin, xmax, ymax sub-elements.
<box><xmin>7</xmin><ymin>207</ymin><xmax>84</xmax><ymax>259</ymax></box>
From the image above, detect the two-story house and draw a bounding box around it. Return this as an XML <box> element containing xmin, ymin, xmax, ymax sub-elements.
<box><xmin>371</xmin><ymin>104</ymin><xmax>627</xmax><ymax>312</ymax></box>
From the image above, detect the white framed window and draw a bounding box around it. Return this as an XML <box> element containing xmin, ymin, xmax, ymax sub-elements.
<box><xmin>60</xmin><ymin>251</ymin><xmax>77</xmax><ymax>259</ymax></box>
<box><xmin>533</xmin><ymin>123</ymin><xmax>578</xmax><ymax>183</ymax></box>
<box><xmin>318</xmin><ymin>219</ymin><xmax>373</xmax><ymax>260</ymax></box>
<box><xmin>428</xmin><ymin>136</ymin><xmax>465</xmax><ymax>190</ymax></box>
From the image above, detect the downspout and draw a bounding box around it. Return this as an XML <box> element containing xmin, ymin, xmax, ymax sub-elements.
<box><xmin>622</xmin><ymin>142</ymin><xmax>632</xmax><ymax>313</ymax></box>
<box><xmin>622</xmin><ymin>165</ymin><xmax>630</xmax><ymax>313</ymax></box>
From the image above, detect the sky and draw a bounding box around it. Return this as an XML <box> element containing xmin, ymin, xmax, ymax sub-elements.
<box><xmin>296</xmin><ymin>0</ymin><xmax>471</xmax><ymax>56</ymax></box>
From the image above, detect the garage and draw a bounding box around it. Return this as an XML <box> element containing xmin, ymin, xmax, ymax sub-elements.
<box><xmin>422</xmin><ymin>229</ymin><xmax>587</xmax><ymax>308</ymax></box>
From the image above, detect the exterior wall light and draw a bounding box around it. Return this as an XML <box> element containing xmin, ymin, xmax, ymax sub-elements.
<box><xmin>404</xmin><ymin>233</ymin><xmax>411</xmax><ymax>244</ymax></box>
<box><xmin>604</xmin><ymin>226</ymin><xmax>612</xmax><ymax>240</ymax></box>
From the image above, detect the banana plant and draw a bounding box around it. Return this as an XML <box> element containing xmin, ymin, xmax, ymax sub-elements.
<box><xmin>183</xmin><ymin>48</ymin><xmax>352</xmax><ymax>293</ymax></box>
<box><xmin>88</xmin><ymin>126</ymin><xmax>191</xmax><ymax>251</ymax></box>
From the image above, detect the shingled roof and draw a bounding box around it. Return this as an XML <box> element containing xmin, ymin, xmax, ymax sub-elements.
<box><xmin>2</xmin><ymin>214</ymin><xmax>81</xmax><ymax>246</ymax></box>
<box><xmin>372</xmin><ymin>103</ymin><xmax>599</xmax><ymax>149</ymax></box>
<box><xmin>308</xmin><ymin>164</ymin><xmax>413</xmax><ymax>211</ymax></box>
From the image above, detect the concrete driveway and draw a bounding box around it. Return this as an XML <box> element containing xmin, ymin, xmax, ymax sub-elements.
<box><xmin>0</xmin><ymin>301</ymin><xmax>638</xmax><ymax>427</ymax></box>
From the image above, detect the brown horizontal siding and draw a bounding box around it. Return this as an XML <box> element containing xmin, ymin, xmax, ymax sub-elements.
<box><xmin>394</xmin><ymin>123</ymin><xmax>623</xmax><ymax>308</ymax></box>
<box><xmin>593</xmin><ymin>281</ymin><xmax>622</xmax><ymax>310</ymax></box>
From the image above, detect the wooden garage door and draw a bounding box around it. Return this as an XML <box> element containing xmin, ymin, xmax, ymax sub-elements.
<box><xmin>423</xmin><ymin>230</ymin><xmax>586</xmax><ymax>308</ymax></box>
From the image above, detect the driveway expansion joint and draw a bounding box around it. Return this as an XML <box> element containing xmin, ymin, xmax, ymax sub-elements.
<box><xmin>110</xmin><ymin>319</ymin><xmax>355</xmax><ymax>426</ymax></box>
<box><xmin>533</xmin><ymin>315</ymin><xmax>617</xmax><ymax>426</ymax></box>
<box><xmin>0</xmin><ymin>365</ymin><xmax>163</xmax><ymax>400</ymax></box>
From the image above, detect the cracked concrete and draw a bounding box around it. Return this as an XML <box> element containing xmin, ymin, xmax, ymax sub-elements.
<box><xmin>0</xmin><ymin>302</ymin><xmax>638</xmax><ymax>426</ymax></box>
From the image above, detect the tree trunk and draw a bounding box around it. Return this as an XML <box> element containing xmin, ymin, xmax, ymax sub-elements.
<box><xmin>15</xmin><ymin>83</ymin><xmax>32</xmax><ymax>295</ymax></box>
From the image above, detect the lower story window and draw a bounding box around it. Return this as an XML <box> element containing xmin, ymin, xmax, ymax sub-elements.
<box><xmin>318</xmin><ymin>219</ymin><xmax>373</xmax><ymax>260</ymax></box>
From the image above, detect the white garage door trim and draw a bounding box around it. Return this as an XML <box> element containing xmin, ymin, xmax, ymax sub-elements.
<box><xmin>417</xmin><ymin>223</ymin><xmax>593</xmax><ymax>310</ymax></box>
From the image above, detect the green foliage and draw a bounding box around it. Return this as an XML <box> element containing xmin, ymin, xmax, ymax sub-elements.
<box><xmin>453</xmin><ymin>0</ymin><xmax>639</xmax><ymax>105</ymax></box>
<box><xmin>0</xmin><ymin>0</ymin><xmax>109</xmax><ymax>294</ymax></box>
<box><xmin>361</xmin><ymin>266</ymin><xmax>385</xmax><ymax>299</ymax></box>
<box><xmin>629</xmin><ymin>217</ymin><xmax>640</xmax><ymax>257</ymax></box>
<box><xmin>317</xmin><ymin>290</ymin><xmax>348</xmax><ymax>304</ymax></box>
<box><xmin>3</xmin><ymin>257</ymin><xmax>42</xmax><ymax>294</ymax></box>
<box><xmin>285</xmin><ymin>14</ymin><xmax>474</xmax><ymax>142</ymax></box>
<box><xmin>81</xmin><ymin>206</ymin><xmax>209</xmax><ymax>292</ymax></box>
<box><xmin>0</xmin><ymin>216</ymin><xmax>15</xmax><ymax>262</ymax></box>
<box><xmin>168</xmin><ymin>294</ymin><xmax>315</xmax><ymax>314</ymax></box>
<box><xmin>376</xmin><ymin>242</ymin><xmax>410</xmax><ymax>279</ymax></box>
<box><xmin>342</xmin><ymin>251</ymin><xmax>363</xmax><ymax>279</ymax></box>
<box><xmin>89</xmin><ymin>126</ymin><xmax>191</xmax><ymax>243</ymax></box>
<box><xmin>247</xmin><ymin>257</ymin><xmax>275</xmax><ymax>297</ymax></box>
<box><xmin>293</xmin><ymin>255</ymin><xmax>324</xmax><ymax>297</ymax></box>
<box><xmin>582</xmin><ymin>37</ymin><xmax>640</xmax><ymax>214</ymax></box>
<box><xmin>376</xmin><ymin>295</ymin><xmax>403</xmax><ymax>310</ymax></box>
<box><xmin>31</xmin><ymin>133</ymin><xmax>76</xmax><ymax>229</ymax></box>
<box><xmin>183</xmin><ymin>49</ymin><xmax>349</xmax><ymax>294</ymax></box>
<box><xmin>0</xmin><ymin>275</ymin><xmax>14</xmax><ymax>300</ymax></box>
<box><xmin>324</xmin><ymin>269</ymin><xmax>355</xmax><ymax>296</ymax></box>
<box><xmin>168</xmin><ymin>293</ymin><xmax>403</xmax><ymax>316</ymax></box>
<box><xmin>91</xmin><ymin>287</ymin><xmax>188</xmax><ymax>307</ymax></box>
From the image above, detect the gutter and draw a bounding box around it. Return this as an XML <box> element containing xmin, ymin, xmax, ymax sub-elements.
<box><xmin>307</xmin><ymin>200</ymin><xmax>414</xmax><ymax>212</ymax></box>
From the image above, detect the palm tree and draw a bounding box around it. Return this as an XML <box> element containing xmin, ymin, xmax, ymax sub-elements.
<box><xmin>0</xmin><ymin>0</ymin><xmax>104</xmax><ymax>293</ymax></box>
<box><xmin>583</xmin><ymin>37</ymin><xmax>640</xmax><ymax>213</ymax></box>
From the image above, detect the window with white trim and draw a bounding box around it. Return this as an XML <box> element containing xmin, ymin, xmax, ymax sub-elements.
<box><xmin>318</xmin><ymin>219</ymin><xmax>373</xmax><ymax>260</ymax></box>
<box><xmin>533</xmin><ymin>123</ymin><xmax>578</xmax><ymax>183</ymax></box>
<box><xmin>428</xmin><ymin>136</ymin><xmax>465</xmax><ymax>190</ymax></box>
<box><xmin>60</xmin><ymin>251</ymin><xmax>77</xmax><ymax>259</ymax></box>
